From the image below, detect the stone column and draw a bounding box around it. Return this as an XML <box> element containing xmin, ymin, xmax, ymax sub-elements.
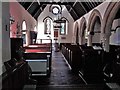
<box><xmin>102</xmin><ymin>33</ymin><xmax>111</xmax><ymax>52</ymax></box>
<box><xmin>87</xmin><ymin>35</ymin><xmax>92</xmax><ymax>46</ymax></box>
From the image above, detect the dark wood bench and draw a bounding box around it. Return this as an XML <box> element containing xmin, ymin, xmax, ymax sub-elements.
<box><xmin>103</xmin><ymin>45</ymin><xmax>120</xmax><ymax>84</ymax></box>
<box><xmin>2</xmin><ymin>59</ymin><xmax>28</xmax><ymax>90</ymax></box>
<box><xmin>23</xmin><ymin>43</ymin><xmax>52</xmax><ymax>76</ymax></box>
<box><xmin>61</xmin><ymin>43</ymin><xmax>83</xmax><ymax>73</ymax></box>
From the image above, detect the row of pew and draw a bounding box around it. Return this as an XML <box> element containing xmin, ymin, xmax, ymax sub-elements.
<box><xmin>61</xmin><ymin>43</ymin><xmax>120</xmax><ymax>84</ymax></box>
<box><xmin>2</xmin><ymin>59</ymin><xmax>28</xmax><ymax>90</ymax></box>
<box><xmin>103</xmin><ymin>45</ymin><xmax>120</xmax><ymax>83</ymax></box>
<box><xmin>1</xmin><ymin>38</ymin><xmax>53</xmax><ymax>89</ymax></box>
<box><xmin>23</xmin><ymin>40</ymin><xmax>52</xmax><ymax>76</ymax></box>
<box><xmin>2</xmin><ymin>38</ymin><xmax>36</xmax><ymax>90</ymax></box>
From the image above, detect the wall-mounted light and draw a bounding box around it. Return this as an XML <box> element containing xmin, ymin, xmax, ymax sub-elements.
<box><xmin>10</xmin><ymin>16</ymin><xmax>15</xmax><ymax>24</ymax></box>
<box><xmin>94</xmin><ymin>31</ymin><xmax>101</xmax><ymax>33</ymax></box>
<box><xmin>90</xmin><ymin>31</ymin><xmax>94</xmax><ymax>35</ymax></box>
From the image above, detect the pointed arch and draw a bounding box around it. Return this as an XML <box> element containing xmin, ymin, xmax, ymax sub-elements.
<box><xmin>61</xmin><ymin>17</ymin><xmax>69</xmax><ymax>23</ymax></box>
<box><xmin>21</xmin><ymin>20</ymin><xmax>27</xmax><ymax>45</ymax></box>
<box><xmin>60</xmin><ymin>17</ymin><xmax>69</xmax><ymax>35</ymax></box>
<box><xmin>87</xmin><ymin>9</ymin><xmax>102</xmax><ymax>46</ymax></box>
<box><xmin>73</xmin><ymin>21</ymin><xmax>79</xmax><ymax>44</ymax></box>
<box><xmin>43</xmin><ymin>16</ymin><xmax>53</xmax><ymax>22</ymax></box>
<box><xmin>79</xmin><ymin>17</ymin><xmax>87</xmax><ymax>45</ymax></box>
<box><xmin>80</xmin><ymin>17</ymin><xmax>86</xmax><ymax>37</ymax></box>
<box><xmin>43</xmin><ymin>16</ymin><xmax>53</xmax><ymax>34</ymax></box>
<box><xmin>88</xmin><ymin>9</ymin><xmax>102</xmax><ymax>33</ymax></box>
<box><xmin>101</xmin><ymin>2</ymin><xmax>120</xmax><ymax>52</ymax></box>
<box><xmin>102</xmin><ymin>2</ymin><xmax>120</xmax><ymax>34</ymax></box>
<box><xmin>22</xmin><ymin>20</ymin><xmax>27</xmax><ymax>30</ymax></box>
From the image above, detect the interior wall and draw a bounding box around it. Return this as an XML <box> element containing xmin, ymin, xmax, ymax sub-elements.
<box><xmin>77</xmin><ymin>2</ymin><xmax>120</xmax><ymax>46</ymax></box>
<box><xmin>10</xmin><ymin>1</ymin><xmax>37</xmax><ymax>45</ymax></box>
<box><xmin>110</xmin><ymin>18</ymin><xmax>120</xmax><ymax>45</ymax></box>
<box><xmin>37</xmin><ymin>5</ymin><xmax>74</xmax><ymax>43</ymax></box>
<box><xmin>92</xmin><ymin>17</ymin><xmax>101</xmax><ymax>43</ymax></box>
<box><xmin>1</xmin><ymin>2</ymin><xmax>10</xmax><ymax>75</ymax></box>
<box><xmin>0</xmin><ymin>1</ymin><xmax>2</xmax><ymax>80</ymax></box>
<box><xmin>0</xmin><ymin>0</ymin><xmax>37</xmax><ymax>75</ymax></box>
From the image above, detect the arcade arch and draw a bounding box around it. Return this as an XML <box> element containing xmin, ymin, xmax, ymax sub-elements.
<box><xmin>72</xmin><ymin>21</ymin><xmax>79</xmax><ymax>44</ymax></box>
<box><xmin>102</xmin><ymin>2</ymin><xmax>120</xmax><ymax>52</ymax></box>
<box><xmin>79</xmin><ymin>17</ymin><xmax>87</xmax><ymax>45</ymax></box>
<box><xmin>87</xmin><ymin>9</ymin><xmax>102</xmax><ymax>46</ymax></box>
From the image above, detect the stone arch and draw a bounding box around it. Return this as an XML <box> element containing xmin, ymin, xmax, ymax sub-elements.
<box><xmin>79</xmin><ymin>17</ymin><xmax>87</xmax><ymax>45</ymax></box>
<box><xmin>72</xmin><ymin>21</ymin><xmax>79</xmax><ymax>44</ymax></box>
<box><xmin>87</xmin><ymin>9</ymin><xmax>102</xmax><ymax>46</ymax></box>
<box><xmin>102</xmin><ymin>2</ymin><xmax>120</xmax><ymax>52</ymax></box>
<box><xmin>102</xmin><ymin>2</ymin><xmax>120</xmax><ymax>34</ymax></box>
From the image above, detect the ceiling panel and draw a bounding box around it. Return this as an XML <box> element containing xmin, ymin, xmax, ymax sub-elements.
<box><xmin>27</xmin><ymin>2</ymin><xmax>39</xmax><ymax>15</ymax></box>
<box><xmin>69</xmin><ymin>9</ymin><xmax>79</xmax><ymax>21</ymax></box>
<box><xmin>73</xmin><ymin>2</ymin><xmax>87</xmax><ymax>17</ymax></box>
<box><xmin>18</xmin><ymin>1</ymin><xmax>103</xmax><ymax>21</ymax></box>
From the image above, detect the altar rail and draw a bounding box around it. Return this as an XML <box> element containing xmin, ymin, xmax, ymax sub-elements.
<box><xmin>36</xmin><ymin>39</ymin><xmax>52</xmax><ymax>44</ymax></box>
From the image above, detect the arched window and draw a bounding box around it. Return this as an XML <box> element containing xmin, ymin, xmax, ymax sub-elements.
<box><xmin>22</xmin><ymin>20</ymin><xmax>27</xmax><ymax>44</ymax></box>
<box><xmin>60</xmin><ymin>17</ymin><xmax>69</xmax><ymax>35</ymax></box>
<box><xmin>43</xmin><ymin>16</ymin><xmax>53</xmax><ymax>35</ymax></box>
<box><xmin>60</xmin><ymin>22</ymin><xmax>66</xmax><ymax>35</ymax></box>
<box><xmin>34</xmin><ymin>26</ymin><xmax>37</xmax><ymax>32</ymax></box>
<box><xmin>22</xmin><ymin>20</ymin><xmax>27</xmax><ymax>30</ymax></box>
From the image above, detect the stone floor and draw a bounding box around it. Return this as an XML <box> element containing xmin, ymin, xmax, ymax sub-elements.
<box><xmin>30</xmin><ymin>51</ymin><xmax>106</xmax><ymax>90</ymax></box>
<box><xmin>33</xmin><ymin>51</ymin><xmax>84</xmax><ymax>85</ymax></box>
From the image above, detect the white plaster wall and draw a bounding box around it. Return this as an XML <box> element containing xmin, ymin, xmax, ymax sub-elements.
<box><xmin>10</xmin><ymin>1</ymin><xmax>37</xmax><ymax>45</ymax></box>
<box><xmin>0</xmin><ymin>1</ymin><xmax>2</xmax><ymax>89</ymax></box>
<box><xmin>83</xmin><ymin>13</ymin><xmax>90</xmax><ymax>29</ymax></box>
<box><xmin>112</xmin><ymin>18</ymin><xmax>120</xmax><ymax>30</ymax></box>
<box><xmin>95</xmin><ymin>2</ymin><xmax>110</xmax><ymax>19</ymax></box>
<box><xmin>78</xmin><ymin>1</ymin><xmax>110</xmax><ymax>31</ymax></box>
<box><xmin>110</xmin><ymin>18</ymin><xmax>120</xmax><ymax>45</ymax></box>
<box><xmin>83</xmin><ymin>1</ymin><xmax>109</xmax><ymax>21</ymax></box>
<box><xmin>72</xmin><ymin>21</ymin><xmax>78</xmax><ymax>44</ymax></box>
<box><xmin>76</xmin><ymin>2</ymin><xmax>120</xmax><ymax>46</ymax></box>
<box><xmin>92</xmin><ymin>19</ymin><xmax>101</xmax><ymax>43</ymax></box>
<box><xmin>92</xmin><ymin>33</ymin><xmax>101</xmax><ymax>43</ymax></box>
<box><xmin>2</xmin><ymin>2</ymin><xmax>11</xmax><ymax>75</ymax></box>
<box><xmin>37</xmin><ymin>5</ymin><xmax>74</xmax><ymax>43</ymax></box>
<box><xmin>0</xmin><ymin>0</ymin><xmax>37</xmax><ymax>75</ymax></box>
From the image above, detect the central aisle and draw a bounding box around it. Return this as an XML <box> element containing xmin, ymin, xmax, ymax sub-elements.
<box><xmin>34</xmin><ymin>51</ymin><xmax>105</xmax><ymax>90</ymax></box>
<box><xmin>49</xmin><ymin>51</ymin><xmax>85</xmax><ymax>85</ymax></box>
<box><xmin>34</xmin><ymin>51</ymin><xmax>84</xmax><ymax>86</ymax></box>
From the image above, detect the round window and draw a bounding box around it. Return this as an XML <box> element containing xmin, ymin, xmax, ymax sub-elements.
<box><xmin>52</xmin><ymin>7</ymin><xmax>60</xmax><ymax>15</ymax></box>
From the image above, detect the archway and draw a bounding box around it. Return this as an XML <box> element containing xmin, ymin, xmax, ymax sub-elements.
<box><xmin>22</xmin><ymin>20</ymin><xmax>27</xmax><ymax>46</ymax></box>
<box><xmin>72</xmin><ymin>21</ymin><xmax>79</xmax><ymax>44</ymax></box>
<box><xmin>91</xmin><ymin>16</ymin><xmax>101</xmax><ymax>44</ymax></box>
<box><xmin>102</xmin><ymin>2</ymin><xmax>120</xmax><ymax>52</ymax></box>
<box><xmin>80</xmin><ymin>17</ymin><xmax>86</xmax><ymax>45</ymax></box>
<box><xmin>87</xmin><ymin>9</ymin><xmax>102</xmax><ymax>46</ymax></box>
<box><xmin>110</xmin><ymin>8</ymin><xmax>120</xmax><ymax>45</ymax></box>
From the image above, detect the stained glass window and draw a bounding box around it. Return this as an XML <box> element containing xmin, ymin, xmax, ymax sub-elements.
<box><xmin>22</xmin><ymin>20</ymin><xmax>27</xmax><ymax>44</ymax></box>
<box><xmin>44</xmin><ymin>18</ymin><xmax>52</xmax><ymax>34</ymax></box>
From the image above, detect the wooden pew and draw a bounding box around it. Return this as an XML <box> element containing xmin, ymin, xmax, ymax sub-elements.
<box><xmin>61</xmin><ymin>43</ymin><xmax>104</xmax><ymax>82</ymax></box>
<box><xmin>2</xmin><ymin>59</ymin><xmax>28</xmax><ymax>90</ymax></box>
<box><xmin>61</xmin><ymin>43</ymin><xmax>82</xmax><ymax>73</ymax></box>
<box><xmin>23</xmin><ymin>42</ymin><xmax>52</xmax><ymax>76</ymax></box>
<box><xmin>103</xmin><ymin>45</ymin><xmax>120</xmax><ymax>84</ymax></box>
